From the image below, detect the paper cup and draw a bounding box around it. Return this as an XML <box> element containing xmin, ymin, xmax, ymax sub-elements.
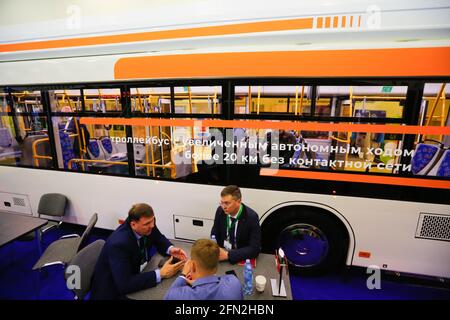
<box><xmin>255</xmin><ymin>275</ymin><xmax>267</xmax><ymax>292</ymax></box>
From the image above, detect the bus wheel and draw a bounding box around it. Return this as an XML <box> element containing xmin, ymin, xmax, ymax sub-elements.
<box><xmin>263</xmin><ymin>207</ymin><xmax>348</xmax><ymax>275</ymax></box>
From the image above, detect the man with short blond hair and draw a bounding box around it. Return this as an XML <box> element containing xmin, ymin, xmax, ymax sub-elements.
<box><xmin>164</xmin><ymin>239</ymin><xmax>243</xmax><ymax>300</ymax></box>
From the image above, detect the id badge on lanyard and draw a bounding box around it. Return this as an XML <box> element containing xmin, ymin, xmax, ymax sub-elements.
<box><xmin>224</xmin><ymin>239</ymin><xmax>232</xmax><ymax>251</ymax></box>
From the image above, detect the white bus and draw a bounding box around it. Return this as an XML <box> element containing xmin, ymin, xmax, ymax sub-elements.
<box><xmin>0</xmin><ymin>0</ymin><xmax>449</xmax><ymax>279</ymax></box>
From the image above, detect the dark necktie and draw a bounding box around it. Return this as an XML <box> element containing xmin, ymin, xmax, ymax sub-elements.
<box><xmin>139</xmin><ymin>237</ymin><xmax>147</xmax><ymax>264</ymax></box>
<box><xmin>229</xmin><ymin>217</ymin><xmax>237</xmax><ymax>249</ymax></box>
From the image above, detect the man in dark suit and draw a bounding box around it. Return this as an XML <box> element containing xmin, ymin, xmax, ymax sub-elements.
<box><xmin>210</xmin><ymin>185</ymin><xmax>261</xmax><ymax>264</ymax></box>
<box><xmin>91</xmin><ymin>203</ymin><xmax>186</xmax><ymax>300</ymax></box>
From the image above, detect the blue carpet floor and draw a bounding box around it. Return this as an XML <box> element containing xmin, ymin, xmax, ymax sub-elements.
<box><xmin>1</xmin><ymin>225</ymin><xmax>449</xmax><ymax>300</ymax></box>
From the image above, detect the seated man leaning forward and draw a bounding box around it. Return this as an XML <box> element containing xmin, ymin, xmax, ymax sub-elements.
<box><xmin>164</xmin><ymin>239</ymin><xmax>243</xmax><ymax>300</ymax></box>
<box><xmin>211</xmin><ymin>185</ymin><xmax>261</xmax><ymax>264</ymax></box>
<box><xmin>90</xmin><ymin>203</ymin><xmax>187</xmax><ymax>300</ymax></box>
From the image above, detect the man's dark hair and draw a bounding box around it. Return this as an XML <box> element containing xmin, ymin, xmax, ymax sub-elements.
<box><xmin>221</xmin><ymin>185</ymin><xmax>242</xmax><ymax>200</ymax></box>
<box><xmin>128</xmin><ymin>203</ymin><xmax>154</xmax><ymax>222</ymax></box>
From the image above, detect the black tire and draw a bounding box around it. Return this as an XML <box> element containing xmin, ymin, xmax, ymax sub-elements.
<box><xmin>261</xmin><ymin>206</ymin><xmax>349</xmax><ymax>276</ymax></box>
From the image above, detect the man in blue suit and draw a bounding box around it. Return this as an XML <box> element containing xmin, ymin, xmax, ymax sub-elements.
<box><xmin>164</xmin><ymin>239</ymin><xmax>243</xmax><ymax>300</ymax></box>
<box><xmin>91</xmin><ymin>203</ymin><xmax>186</xmax><ymax>300</ymax></box>
<box><xmin>211</xmin><ymin>185</ymin><xmax>261</xmax><ymax>264</ymax></box>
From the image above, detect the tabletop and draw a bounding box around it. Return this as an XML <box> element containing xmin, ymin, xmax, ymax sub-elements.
<box><xmin>127</xmin><ymin>239</ymin><xmax>292</xmax><ymax>300</ymax></box>
<box><xmin>0</xmin><ymin>211</ymin><xmax>48</xmax><ymax>247</ymax></box>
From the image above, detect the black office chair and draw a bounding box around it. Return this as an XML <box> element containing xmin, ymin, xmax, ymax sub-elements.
<box><xmin>18</xmin><ymin>193</ymin><xmax>68</xmax><ymax>242</ymax></box>
<box><xmin>32</xmin><ymin>213</ymin><xmax>98</xmax><ymax>270</ymax></box>
<box><xmin>64</xmin><ymin>239</ymin><xmax>105</xmax><ymax>300</ymax></box>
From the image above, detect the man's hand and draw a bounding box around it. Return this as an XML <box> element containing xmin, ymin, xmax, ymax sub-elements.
<box><xmin>219</xmin><ymin>247</ymin><xmax>229</xmax><ymax>261</ymax></box>
<box><xmin>169</xmin><ymin>247</ymin><xmax>187</xmax><ymax>261</ymax></box>
<box><xmin>160</xmin><ymin>256</ymin><xmax>185</xmax><ymax>279</ymax></box>
<box><xmin>181</xmin><ymin>259</ymin><xmax>194</xmax><ymax>286</ymax></box>
<box><xmin>182</xmin><ymin>259</ymin><xmax>193</xmax><ymax>276</ymax></box>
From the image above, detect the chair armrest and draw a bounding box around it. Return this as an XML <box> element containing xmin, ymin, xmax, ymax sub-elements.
<box><xmin>41</xmin><ymin>261</ymin><xmax>65</xmax><ymax>269</ymax></box>
<box><xmin>41</xmin><ymin>224</ymin><xmax>57</xmax><ymax>234</ymax></box>
<box><xmin>60</xmin><ymin>234</ymin><xmax>80</xmax><ymax>239</ymax></box>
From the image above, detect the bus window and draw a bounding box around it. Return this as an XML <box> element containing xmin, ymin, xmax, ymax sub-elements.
<box><xmin>0</xmin><ymin>115</ymin><xmax>52</xmax><ymax>168</ymax></box>
<box><xmin>11</xmin><ymin>91</ymin><xmax>44</xmax><ymax>113</ymax></box>
<box><xmin>315</xmin><ymin>85</ymin><xmax>407</xmax><ymax>118</ymax></box>
<box><xmin>50</xmin><ymin>90</ymin><xmax>83</xmax><ymax>112</ymax></box>
<box><xmin>411</xmin><ymin>83</ymin><xmax>450</xmax><ymax>178</ymax></box>
<box><xmin>130</xmin><ymin>121</ymin><xmax>223</xmax><ymax>181</ymax></box>
<box><xmin>51</xmin><ymin>114</ymin><xmax>129</xmax><ymax>175</ymax></box>
<box><xmin>235</xmin><ymin>86</ymin><xmax>312</xmax><ymax>115</ymax></box>
<box><xmin>174</xmin><ymin>86</ymin><xmax>221</xmax><ymax>114</ymax></box>
<box><xmin>83</xmin><ymin>88</ymin><xmax>122</xmax><ymax>112</ymax></box>
<box><xmin>420</xmin><ymin>83</ymin><xmax>449</xmax><ymax>139</ymax></box>
<box><xmin>133</xmin><ymin>125</ymin><xmax>172</xmax><ymax>178</ymax></box>
<box><xmin>131</xmin><ymin>87</ymin><xmax>171</xmax><ymax>113</ymax></box>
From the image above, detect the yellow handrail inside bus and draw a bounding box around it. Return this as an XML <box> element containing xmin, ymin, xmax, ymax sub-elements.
<box><xmin>32</xmin><ymin>137</ymin><xmax>51</xmax><ymax>167</ymax></box>
<box><xmin>247</xmin><ymin>86</ymin><xmax>252</xmax><ymax>113</ymax></box>
<box><xmin>424</xmin><ymin>83</ymin><xmax>446</xmax><ymax>141</ymax></box>
<box><xmin>426</xmin><ymin>83</ymin><xmax>446</xmax><ymax>126</ymax></box>
<box><xmin>187</xmin><ymin>87</ymin><xmax>196</xmax><ymax>173</ymax></box>
<box><xmin>257</xmin><ymin>86</ymin><xmax>261</xmax><ymax>115</ymax></box>
<box><xmin>440</xmin><ymin>87</ymin><xmax>446</xmax><ymax>141</ymax></box>
<box><xmin>213</xmin><ymin>86</ymin><xmax>218</xmax><ymax>114</ymax></box>
<box><xmin>330</xmin><ymin>135</ymin><xmax>350</xmax><ymax>143</ymax></box>
<box><xmin>136</xmin><ymin>88</ymin><xmax>143</xmax><ymax>113</ymax></box>
<box><xmin>299</xmin><ymin>85</ymin><xmax>305</xmax><ymax>116</ymax></box>
<box><xmin>294</xmin><ymin>86</ymin><xmax>299</xmax><ymax>115</ymax></box>
<box><xmin>72</xmin><ymin>116</ymin><xmax>85</xmax><ymax>171</ymax></box>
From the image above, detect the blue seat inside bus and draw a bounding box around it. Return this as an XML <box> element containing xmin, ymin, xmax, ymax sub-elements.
<box><xmin>0</xmin><ymin>127</ymin><xmax>22</xmax><ymax>161</ymax></box>
<box><xmin>99</xmin><ymin>137</ymin><xmax>127</xmax><ymax>161</ymax></box>
<box><xmin>59</xmin><ymin>130</ymin><xmax>78</xmax><ymax>170</ymax></box>
<box><xmin>87</xmin><ymin>139</ymin><xmax>105</xmax><ymax>160</ymax></box>
<box><xmin>428</xmin><ymin>149</ymin><xmax>450</xmax><ymax>177</ymax></box>
<box><xmin>411</xmin><ymin>143</ymin><xmax>441</xmax><ymax>175</ymax></box>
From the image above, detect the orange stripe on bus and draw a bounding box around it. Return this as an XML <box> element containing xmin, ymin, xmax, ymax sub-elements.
<box><xmin>79</xmin><ymin>118</ymin><xmax>450</xmax><ymax>135</ymax></box>
<box><xmin>325</xmin><ymin>17</ymin><xmax>331</xmax><ymax>28</ymax></box>
<box><xmin>114</xmin><ymin>47</ymin><xmax>450</xmax><ymax>79</ymax></box>
<box><xmin>317</xmin><ymin>17</ymin><xmax>323</xmax><ymax>28</ymax></box>
<box><xmin>342</xmin><ymin>16</ymin><xmax>347</xmax><ymax>28</ymax></box>
<box><xmin>350</xmin><ymin>16</ymin><xmax>354</xmax><ymax>27</ymax></box>
<box><xmin>260</xmin><ymin>169</ymin><xmax>450</xmax><ymax>189</ymax></box>
<box><xmin>0</xmin><ymin>18</ymin><xmax>313</xmax><ymax>53</ymax></box>
<box><xmin>333</xmin><ymin>16</ymin><xmax>339</xmax><ymax>28</ymax></box>
<box><xmin>358</xmin><ymin>15</ymin><xmax>361</xmax><ymax>27</ymax></box>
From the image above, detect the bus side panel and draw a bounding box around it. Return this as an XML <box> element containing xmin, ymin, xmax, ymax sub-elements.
<box><xmin>1</xmin><ymin>166</ymin><xmax>449</xmax><ymax>279</ymax></box>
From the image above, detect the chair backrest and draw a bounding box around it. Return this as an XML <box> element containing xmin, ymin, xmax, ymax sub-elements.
<box><xmin>65</xmin><ymin>239</ymin><xmax>105</xmax><ymax>300</ymax></box>
<box><xmin>78</xmin><ymin>213</ymin><xmax>98</xmax><ymax>249</ymax></box>
<box><xmin>0</xmin><ymin>127</ymin><xmax>13</xmax><ymax>148</ymax></box>
<box><xmin>59</xmin><ymin>130</ymin><xmax>77</xmax><ymax>170</ymax></box>
<box><xmin>99</xmin><ymin>136</ymin><xmax>128</xmax><ymax>161</ymax></box>
<box><xmin>99</xmin><ymin>137</ymin><xmax>115</xmax><ymax>158</ymax></box>
<box><xmin>411</xmin><ymin>143</ymin><xmax>442</xmax><ymax>175</ymax></box>
<box><xmin>38</xmin><ymin>193</ymin><xmax>68</xmax><ymax>218</ymax></box>
<box><xmin>436</xmin><ymin>149</ymin><xmax>450</xmax><ymax>177</ymax></box>
<box><xmin>87</xmin><ymin>139</ymin><xmax>106</xmax><ymax>160</ymax></box>
<box><xmin>428</xmin><ymin>149</ymin><xmax>450</xmax><ymax>177</ymax></box>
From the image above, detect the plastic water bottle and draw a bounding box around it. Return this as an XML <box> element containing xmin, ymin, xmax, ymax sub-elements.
<box><xmin>243</xmin><ymin>259</ymin><xmax>253</xmax><ymax>295</ymax></box>
<box><xmin>211</xmin><ymin>235</ymin><xmax>217</xmax><ymax>243</ymax></box>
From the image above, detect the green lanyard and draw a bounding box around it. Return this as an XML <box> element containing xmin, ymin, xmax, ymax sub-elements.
<box><xmin>227</xmin><ymin>204</ymin><xmax>243</xmax><ymax>235</ymax></box>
